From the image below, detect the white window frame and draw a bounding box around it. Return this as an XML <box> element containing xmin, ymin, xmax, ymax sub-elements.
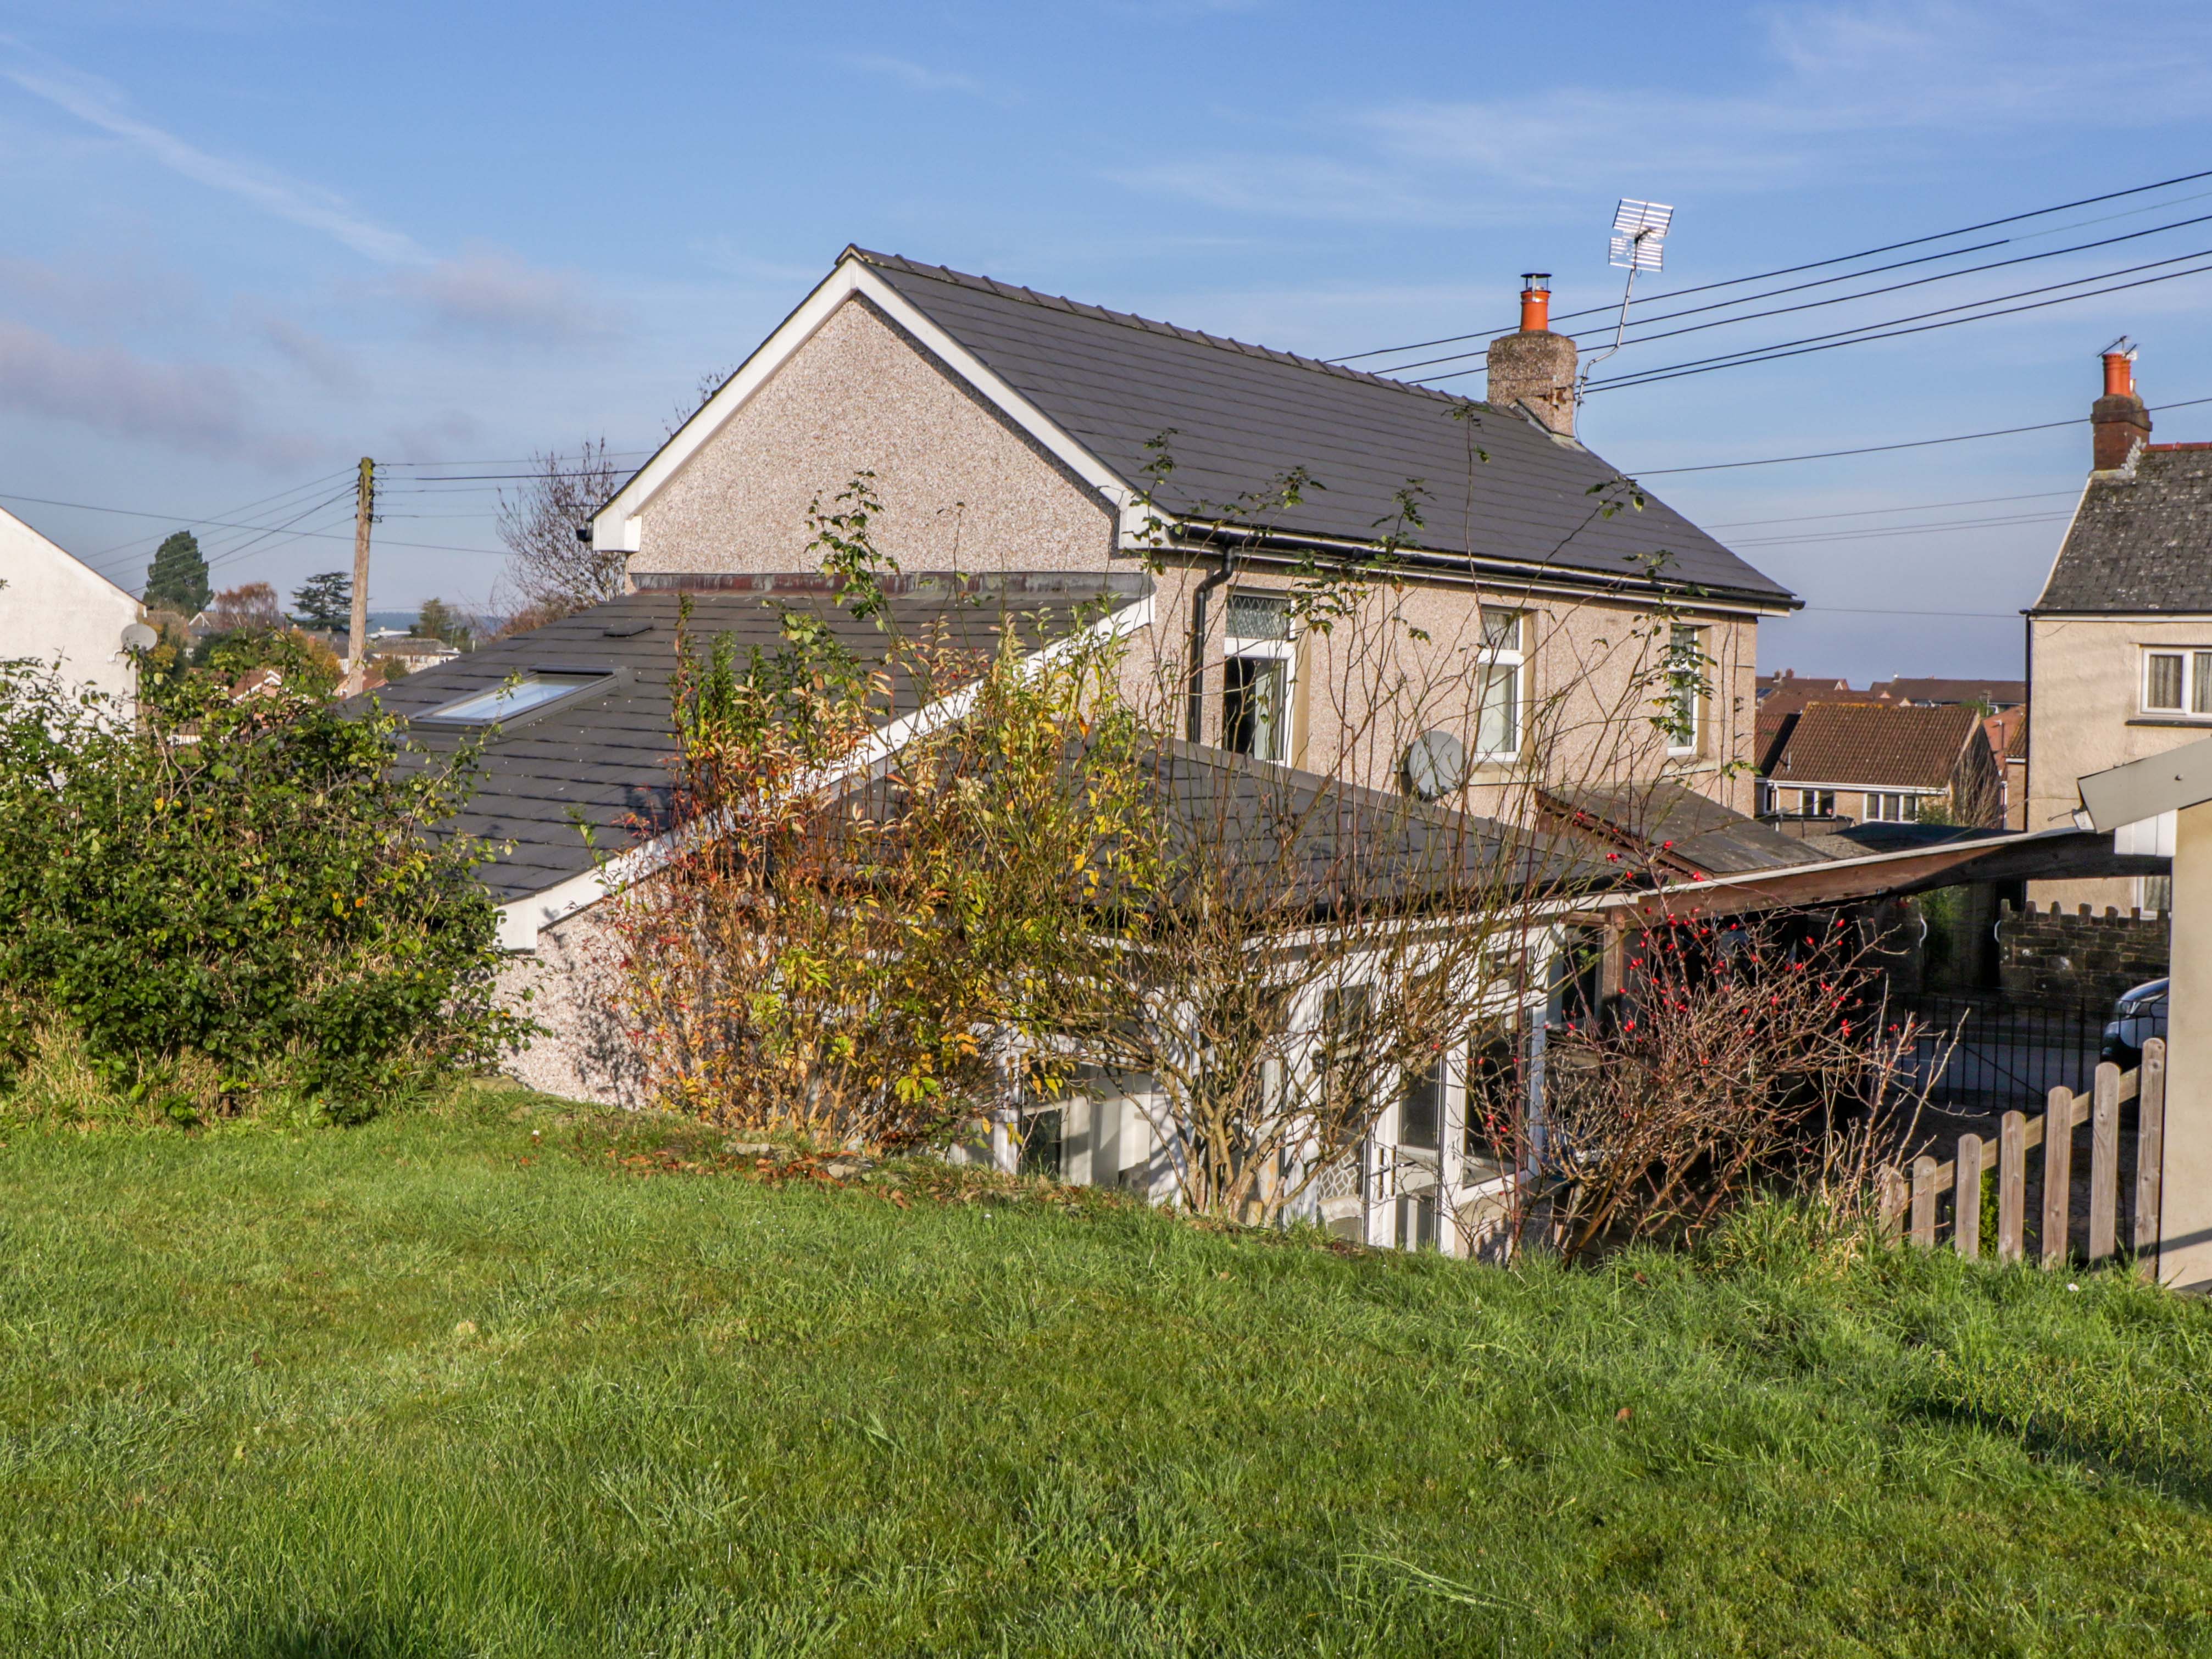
<box><xmin>1223</xmin><ymin>590</ymin><xmax>1296</xmax><ymax>763</ymax></box>
<box><xmin>1788</xmin><ymin>787</ymin><xmax>1835</xmax><ymax>817</ymax></box>
<box><xmin>1663</xmin><ymin>623</ymin><xmax>1705</xmax><ymax>758</ymax></box>
<box><xmin>1473</xmin><ymin>608</ymin><xmax>1525</xmax><ymax>763</ymax></box>
<box><xmin>2140</xmin><ymin>648</ymin><xmax>2212</xmax><ymax>717</ymax></box>
<box><xmin>1864</xmin><ymin>790</ymin><xmax>1921</xmax><ymax>823</ymax></box>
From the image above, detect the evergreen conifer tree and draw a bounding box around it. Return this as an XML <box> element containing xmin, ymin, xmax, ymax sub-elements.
<box><xmin>143</xmin><ymin>531</ymin><xmax>210</xmax><ymax>615</ymax></box>
<box><xmin>291</xmin><ymin>572</ymin><xmax>352</xmax><ymax>633</ymax></box>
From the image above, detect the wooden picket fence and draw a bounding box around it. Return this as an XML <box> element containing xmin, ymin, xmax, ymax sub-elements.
<box><xmin>1877</xmin><ymin>1037</ymin><xmax>2165</xmax><ymax>1270</ymax></box>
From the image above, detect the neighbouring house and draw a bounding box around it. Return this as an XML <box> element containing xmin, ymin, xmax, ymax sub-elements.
<box><xmin>362</xmin><ymin>635</ymin><xmax>463</xmax><ymax>674</ymax></box>
<box><xmin>1872</xmin><ymin>676</ymin><xmax>2026</xmax><ymax>710</ymax></box>
<box><xmin>1985</xmin><ymin>707</ymin><xmax>2028</xmax><ymax>831</ymax></box>
<box><xmin>587</xmin><ymin>249</ymin><xmax>1797</xmax><ymax>820</ymax></box>
<box><xmin>1757</xmin><ymin>670</ymin><xmax>1852</xmax><ymax>702</ymax></box>
<box><xmin>1758</xmin><ymin>700</ymin><xmax>2002</xmax><ymax>828</ymax></box>
<box><xmin>2027</xmin><ymin>346</ymin><xmax>2212</xmax><ymax>914</ymax></box>
<box><xmin>0</xmin><ymin>504</ymin><xmax>141</xmax><ymax>702</ymax></box>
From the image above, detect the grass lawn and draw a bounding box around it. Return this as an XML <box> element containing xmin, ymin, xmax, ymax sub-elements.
<box><xmin>5</xmin><ymin>1093</ymin><xmax>2212</xmax><ymax>1656</ymax></box>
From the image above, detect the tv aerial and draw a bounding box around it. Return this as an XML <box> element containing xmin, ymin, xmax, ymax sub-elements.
<box><xmin>1580</xmin><ymin>198</ymin><xmax>1674</xmax><ymax>398</ymax></box>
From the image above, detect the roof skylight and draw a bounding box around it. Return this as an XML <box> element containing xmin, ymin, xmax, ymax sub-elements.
<box><xmin>420</xmin><ymin>671</ymin><xmax>610</xmax><ymax>725</ymax></box>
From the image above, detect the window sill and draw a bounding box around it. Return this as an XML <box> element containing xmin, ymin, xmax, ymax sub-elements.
<box><xmin>2126</xmin><ymin>716</ymin><xmax>2212</xmax><ymax>728</ymax></box>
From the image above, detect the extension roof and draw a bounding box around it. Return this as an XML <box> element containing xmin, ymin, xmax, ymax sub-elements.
<box><xmin>1537</xmin><ymin>780</ymin><xmax>1827</xmax><ymax>878</ymax></box>
<box><xmin>372</xmin><ymin>574</ymin><xmax>1146</xmax><ymax>902</ymax></box>
<box><xmin>597</xmin><ymin>248</ymin><xmax>1796</xmax><ymax>611</ymax></box>
<box><xmin>1761</xmin><ymin>701</ymin><xmax>1985</xmax><ymax>792</ymax></box>
<box><xmin>2034</xmin><ymin>444</ymin><xmax>2212</xmax><ymax>614</ymax></box>
<box><xmin>367</xmin><ymin>572</ymin><xmax>1607</xmax><ymax>917</ymax></box>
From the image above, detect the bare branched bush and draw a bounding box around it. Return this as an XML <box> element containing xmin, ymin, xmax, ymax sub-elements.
<box><xmin>1536</xmin><ymin>910</ymin><xmax>1940</xmax><ymax>1261</ymax></box>
<box><xmin>495</xmin><ymin>439</ymin><xmax>629</xmax><ymax>621</ymax></box>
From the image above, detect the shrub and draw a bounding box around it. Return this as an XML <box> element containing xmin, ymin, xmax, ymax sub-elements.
<box><xmin>0</xmin><ymin>664</ymin><xmax>529</xmax><ymax>1116</ymax></box>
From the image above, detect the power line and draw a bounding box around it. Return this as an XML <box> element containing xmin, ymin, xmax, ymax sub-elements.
<box><xmin>2</xmin><ymin>488</ymin><xmax>507</xmax><ymax>561</ymax></box>
<box><xmin>1725</xmin><ymin>510</ymin><xmax>2072</xmax><ymax>549</ymax></box>
<box><xmin>1579</xmin><ymin>254</ymin><xmax>2212</xmax><ymax>394</ymax></box>
<box><xmin>1702</xmin><ymin>490</ymin><xmax>2078</xmax><ymax>530</ymax></box>
<box><xmin>76</xmin><ymin>470</ymin><xmax>357</xmax><ymax>576</ymax></box>
<box><xmin>1634</xmin><ymin>393</ymin><xmax>2212</xmax><ymax>476</ymax></box>
<box><xmin>1331</xmin><ymin>164</ymin><xmax>2212</xmax><ymax>366</ymax></box>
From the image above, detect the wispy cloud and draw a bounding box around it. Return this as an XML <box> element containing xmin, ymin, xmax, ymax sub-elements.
<box><xmin>392</xmin><ymin>247</ymin><xmax>619</xmax><ymax>343</ymax></box>
<box><xmin>1127</xmin><ymin>0</ymin><xmax>2212</xmax><ymax>223</ymax></box>
<box><xmin>846</xmin><ymin>53</ymin><xmax>992</xmax><ymax>99</ymax></box>
<box><xmin>0</xmin><ymin>38</ymin><xmax>431</xmax><ymax>264</ymax></box>
<box><xmin>248</xmin><ymin>307</ymin><xmax>365</xmax><ymax>394</ymax></box>
<box><xmin>0</xmin><ymin>319</ymin><xmax>313</xmax><ymax>465</ymax></box>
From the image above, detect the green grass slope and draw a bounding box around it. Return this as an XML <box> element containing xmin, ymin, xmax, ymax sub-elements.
<box><xmin>4</xmin><ymin>1095</ymin><xmax>2212</xmax><ymax>1656</ymax></box>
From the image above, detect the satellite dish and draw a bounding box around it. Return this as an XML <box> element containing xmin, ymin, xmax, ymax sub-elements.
<box><xmin>1403</xmin><ymin>730</ymin><xmax>1467</xmax><ymax>801</ymax></box>
<box><xmin>120</xmin><ymin>622</ymin><xmax>158</xmax><ymax>653</ymax></box>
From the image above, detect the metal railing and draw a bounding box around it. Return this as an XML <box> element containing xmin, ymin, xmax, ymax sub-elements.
<box><xmin>1902</xmin><ymin>992</ymin><xmax>2110</xmax><ymax>1115</ymax></box>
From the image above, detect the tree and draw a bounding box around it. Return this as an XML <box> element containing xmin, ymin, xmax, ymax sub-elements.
<box><xmin>291</xmin><ymin>572</ymin><xmax>352</xmax><ymax>633</ymax></box>
<box><xmin>144</xmin><ymin>531</ymin><xmax>210</xmax><ymax>616</ymax></box>
<box><xmin>494</xmin><ymin>439</ymin><xmax>627</xmax><ymax>622</ymax></box>
<box><xmin>415</xmin><ymin>597</ymin><xmax>472</xmax><ymax>649</ymax></box>
<box><xmin>205</xmin><ymin>582</ymin><xmax>283</xmax><ymax>634</ymax></box>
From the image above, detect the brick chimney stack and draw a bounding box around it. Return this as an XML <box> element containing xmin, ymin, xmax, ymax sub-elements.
<box><xmin>1486</xmin><ymin>274</ymin><xmax>1577</xmax><ymax>436</ymax></box>
<box><xmin>2092</xmin><ymin>343</ymin><xmax>2150</xmax><ymax>471</ymax></box>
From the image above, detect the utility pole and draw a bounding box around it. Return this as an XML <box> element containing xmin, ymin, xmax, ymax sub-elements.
<box><xmin>345</xmin><ymin>456</ymin><xmax>374</xmax><ymax>695</ymax></box>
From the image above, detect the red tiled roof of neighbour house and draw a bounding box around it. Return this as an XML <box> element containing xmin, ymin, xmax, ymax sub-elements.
<box><xmin>1754</xmin><ymin>681</ymin><xmax>1888</xmax><ymax>768</ymax></box>
<box><xmin>1764</xmin><ymin>701</ymin><xmax>1985</xmax><ymax>790</ymax></box>
<box><xmin>1983</xmin><ymin>706</ymin><xmax>2026</xmax><ymax>763</ymax></box>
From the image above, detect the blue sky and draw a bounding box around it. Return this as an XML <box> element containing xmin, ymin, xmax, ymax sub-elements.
<box><xmin>2</xmin><ymin>0</ymin><xmax>2210</xmax><ymax>680</ymax></box>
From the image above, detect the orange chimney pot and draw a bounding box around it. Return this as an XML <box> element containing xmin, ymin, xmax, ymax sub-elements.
<box><xmin>1519</xmin><ymin>272</ymin><xmax>1551</xmax><ymax>333</ymax></box>
<box><xmin>2104</xmin><ymin>351</ymin><xmax>2134</xmax><ymax>397</ymax></box>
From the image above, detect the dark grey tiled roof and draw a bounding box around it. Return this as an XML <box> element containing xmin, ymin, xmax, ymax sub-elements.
<box><xmin>369</xmin><ymin>575</ymin><xmax>1143</xmax><ymax>901</ymax></box>
<box><xmin>1540</xmin><ymin>780</ymin><xmax>1827</xmax><ymax>876</ymax></box>
<box><xmin>2034</xmin><ymin>446</ymin><xmax>2212</xmax><ymax>613</ymax></box>
<box><xmin>853</xmin><ymin>249</ymin><xmax>1795</xmax><ymax>606</ymax></box>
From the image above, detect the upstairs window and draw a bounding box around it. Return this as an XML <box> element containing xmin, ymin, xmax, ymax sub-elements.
<box><xmin>1475</xmin><ymin>610</ymin><xmax>1524</xmax><ymax>761</ymax></box>
<box><xmin>1223</xmin><ymin>591</ymin><xmax>1294</xmax><ymax>763</ymax></box>
<box><xmin>1660</xmin><ymin>623</ymin><xmax>1705</xmax><ymax>756</ymax></box>
<box><xmin>2142</xmin><ymin>649</ymin><xmax>2212</xmax><ymax>716</ymax></box>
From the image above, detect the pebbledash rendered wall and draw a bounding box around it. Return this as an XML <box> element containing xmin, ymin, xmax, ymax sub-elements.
<box><xmin>635</xmin><ymin>297</ymin><xmax>1116</xmax><ymax>578</ymax></box>
<box><xmin>496</xmin><ymin>904</ymin><xmax>647</xmax><ymax>1107</ymax></box>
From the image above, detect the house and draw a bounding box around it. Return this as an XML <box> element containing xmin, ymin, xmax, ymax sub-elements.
<box><xmin>1872</xmin><ymin>676</ymin><xmax>2025</xmax><ymax>710</ymax></box>
<box><xmin>0</xmin><ymin>504</ymin><xmax>140</xmax><ymax>703</ymax></box>
<box><xmin>2028</xmin><ymin>346</ymin><xmax>2212</xmax><ymax>911</ymax></box>
<box><xmin>373</xmin><ymin>570</ymin><xmax>1606</xmax><ymax>1254</ymax></box>
<box><xmin>1757</xmin><ymin>669</ymin><xmax>1852</xmax><ymax>702</ymax></box>
<box><xmin>587</xmin><ymin>249</ymin><xmax>1798</xmax><ymax>819</ymax></box>
<box><xmin>1758</xmin><ymin>701</ymin><xmax>2002</xmax><ymax>827</ymax></box>
<box><xmin>379</xmin><ymin>247</ymin><xmax>1813</xmax><ymax>1253</ymax></box>
<box><xmin>1985</xmin><ymin>707</ymin><xmax>2028</xmax><ymax>831</ymax></box>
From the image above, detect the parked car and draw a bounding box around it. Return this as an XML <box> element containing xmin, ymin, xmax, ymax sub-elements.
<box><xmin>2100</xmin><ymin>977</ymin><xmax>2169</xmax><ymax>1068</ymax></box>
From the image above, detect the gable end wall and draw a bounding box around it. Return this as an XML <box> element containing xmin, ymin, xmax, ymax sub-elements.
<box><xmin>634</xmin><ymin>295</ymin><xmax>1116</xmax><ymax>577</ymax></box>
